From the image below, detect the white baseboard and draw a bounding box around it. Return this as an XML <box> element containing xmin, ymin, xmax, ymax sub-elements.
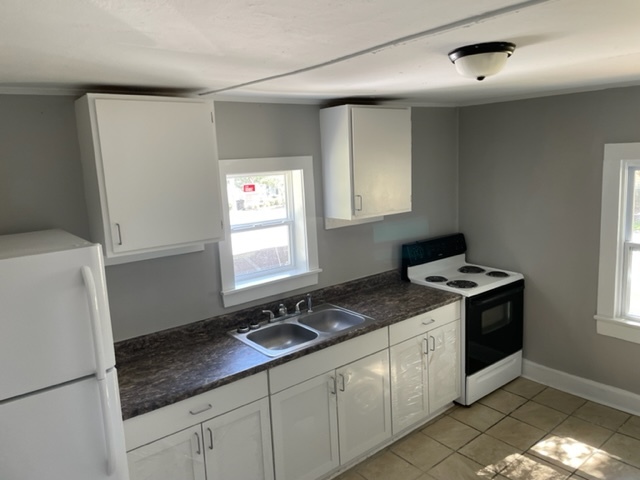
<box><xmin>522</xmin><ymin>359</ymin><xmax>640</xmax><ymax>417</ymax></box>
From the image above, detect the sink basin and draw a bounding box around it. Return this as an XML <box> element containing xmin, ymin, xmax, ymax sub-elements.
<box><xmin>298</xmin><ymin>308</ymin><xmax>365</xmax><ymax>333</ymax></box>
<box><xmin>246</xmin><ymin>323</ymin><xmax>318</xmax><ymax>352</ymax></box>
<box><xmin>229</xmin><ymin>303</ymin><xmax>375</xmax><ymax>358</ymax></box>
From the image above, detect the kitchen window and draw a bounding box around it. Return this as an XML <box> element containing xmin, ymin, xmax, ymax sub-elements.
<box><xmin>595</xmin><ymin>143</ymin><xmax>640</xmax><ymax>343</ymax></box>
<box><xmin>218</xmin><ymin>156</ymin><xmax>320</xmax><ymax>307</ymax></box>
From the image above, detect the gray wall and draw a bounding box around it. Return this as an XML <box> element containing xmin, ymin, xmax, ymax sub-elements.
<box><xmin>0</xmin><ymin>95</ymin><xmax>90</xmax><ymax>238</ymax></box>
<box><xmin>0</xmin><ymin>96</ymin><xmax>459</xmax><ymax>340</ymax></box>
<box><xmin>458</xmin><ymin>86</ymin><xmax>640</xmax><ymax>396</ymax></box>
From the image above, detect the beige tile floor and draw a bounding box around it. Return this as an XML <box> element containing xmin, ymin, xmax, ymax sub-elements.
<box><xmin>335</xmin><ymin>377</ymin><xmax>640</xmax><ymax>480</ymax></box>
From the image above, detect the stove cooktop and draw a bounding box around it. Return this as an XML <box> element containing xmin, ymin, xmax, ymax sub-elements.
<box><xmin>407</xmin><ymin>257</ymin><xmax>523</xmax><ymax>296</ymax></box>
<box><xmin>402</xmin><ymin>234</ymin><xmax>523</xmax><ymax>296</ymax></box>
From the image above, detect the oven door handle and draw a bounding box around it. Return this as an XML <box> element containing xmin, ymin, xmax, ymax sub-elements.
<box><xmin>469</xmin><ymin>284</ymin><xmax>524</xmax><ymax>307</ymax></box>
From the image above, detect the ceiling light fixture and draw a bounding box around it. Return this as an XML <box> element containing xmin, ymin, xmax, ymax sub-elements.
<box><xmin>448</xmin><ymin>42</ymin><xmax>516</xmax><ymax>81</ymax></box>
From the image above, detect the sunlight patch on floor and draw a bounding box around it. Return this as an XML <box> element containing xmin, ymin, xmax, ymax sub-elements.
<box><xmin>530</xmin><ymin>434</ymin><xmax>596</xmax><ymax>470</ymax></box>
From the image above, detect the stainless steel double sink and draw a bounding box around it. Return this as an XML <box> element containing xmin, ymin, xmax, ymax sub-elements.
<box><xmin>229</xmin><ymin>304</ymin><xmax>376</xmax><ymax>358</ymax></box>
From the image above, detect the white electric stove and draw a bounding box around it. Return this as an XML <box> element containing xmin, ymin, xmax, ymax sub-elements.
<box><xmin>402</xmin><ymin>233</ymin><xmax>525</xmax><ymax>405</ymax></box>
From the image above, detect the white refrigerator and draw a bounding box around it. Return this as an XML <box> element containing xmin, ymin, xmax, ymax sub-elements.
<box><xmin>0</xmin><ymin>230</ymin><xmax>129</xmax><ymax>479</ymax></box>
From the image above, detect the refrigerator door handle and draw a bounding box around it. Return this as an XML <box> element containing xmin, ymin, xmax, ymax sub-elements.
<box><xmin>81</xmin><ymin>266</ymin><xmax>108</xmax><ymax>381</ymax></box>
<box><xmin>97</xmin><ymin>377</ymin><xmax>118</xmax><ymax>475</ymax></box>
<box><xmin>81</xmin><ymin>266</ymin><xmax>117</xmax><ymax>475</ymax></box>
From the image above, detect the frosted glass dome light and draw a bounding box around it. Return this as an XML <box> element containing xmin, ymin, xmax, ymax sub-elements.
<box><xmin>448</xmin><ymin>42</ymin><xmax>516</xmax><ymax>81</ymax></box>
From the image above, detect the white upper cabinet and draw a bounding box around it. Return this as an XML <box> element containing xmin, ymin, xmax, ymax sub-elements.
<box><xmin>319</xmin><ymin>105</ymin><xmax>411</xmax><ymax>226</ymax></box>
<box><xmin>75</xmin><ymin>94</ymin><xmax>223</xmax><ymax>264</ymax></box>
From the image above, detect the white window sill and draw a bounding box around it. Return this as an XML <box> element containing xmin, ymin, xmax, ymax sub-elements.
<box><xmin>595</xmin><ymin>315</ymin><xmax>640</xmax><ymax>344</ymax></box>
<box><xmin>221</xmin><ymin>268</ymin><xmax>322</xmax><ymax>307</ymax></box>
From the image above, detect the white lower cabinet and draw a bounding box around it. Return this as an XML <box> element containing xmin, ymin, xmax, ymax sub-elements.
<box><xmin>125</xmin><ymin>373</ymin><xmax>273</xmax><ymax>480</ymax></box>
<box><xmin>336</xmin><ymin>349</ymin><xmax>392</xmax><ymax>463</ymax></box>
<box><xmin>270</xmin><ymin>373</ymin><xmax>339</xmax><ymax>480</ymax></box>
<box><xmin>202</xmin><ymin>398</ymin><xmax>273</xmax><ymax>480</ymax></box>
<box><xmin>128</xmin><ymin>425</ymin><xmax>206</xmax><ymax>480</ymax></box>
<box><xmin>390</xmin><ymin>302</ymin><xmax>461</xmax><ymax>434</ymax></box>
<box><xmin>269</xmin><ymin>329</ymin><xmax>391</xmax><ymax>480</ymax></box>
<box><xmin>128</xmin><ymin>398</ymin><xmax>273</xmax><ymax>480</ymax></box>
<box><xmin>428</xmin><ymin>321</ymin><xmax>461</xmax><ymax>412</ymax></box>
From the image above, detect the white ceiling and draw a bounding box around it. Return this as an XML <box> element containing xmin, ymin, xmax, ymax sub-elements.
<box><xmin>3</xmin><ymin>0</ymin><xmax>640</xmax><ymax>106</ymax></box>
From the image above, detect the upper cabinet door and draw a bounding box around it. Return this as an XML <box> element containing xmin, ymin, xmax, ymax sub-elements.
<box><xmin>320</xmin><ymin>105</ymin><xmax>411</xmax><ymax>224</ymax></box>
<box><xmin>350</xmin><ymin>106</ymin><xmax>412</xmax><ymax>218</ymax></box>
<box><xmin>75</xmin><ymin>94</ymin><xmax>223</xmax><ymax>263</ymax></box>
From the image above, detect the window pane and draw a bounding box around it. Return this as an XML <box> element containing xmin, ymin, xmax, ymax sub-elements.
<box><xmin>630</xmin><ymin>248</ymin><xmax>640</xmax><ymax>317</ymax></box>
<box><xmin>226</xmin><ymin>174</ymin><xmax>287</xmax><ymax>226</ymax></box>
<box><xmin>231</xmin><ymin>225</ymin><xmax>291</xmax><ymax>277</ymax></box>
<box><xmin>633</xmin><ymin>170</ymin><xmax>640</xmax><ymax>243</ymax></box>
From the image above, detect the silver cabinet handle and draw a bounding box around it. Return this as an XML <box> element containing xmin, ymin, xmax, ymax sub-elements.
<box><xmin>207</xmin><ymin>427</ymin><xmax>214</xmax><ymax>450</ymax></box>
<box><xmin>338</xmin><ymin>373</ymin><xmax>346</xmax><ymax>392</ymax></box>
<box><xmin>422</xmin><ymin>319</ymin><xmax>436</xmax><ymax>326</ymax></box>
<box><xmin>194</xmin><ymin>432</ymin><xmax>202</xmax><ymax>455</ymax></box>
<box><xmin>189</xmin><ymin>403</ymin><xmax>212</xmax><ymax>415</ymax></box>
<box><xmin>430</xmin><ymin>336</ymin><xmax>436</xmax><ymax>352</ymax></box>
<box><xmin>329</xmin><ymin>376</ymin><xmax>336</xmax><ymax>395</ymax></box>
<box><xmin>423</xmin><ymin>337</ymin><xmax>429</xmax><ymax>355</ymax></box>
<box><xmin>115</xmin><ymin>223</ymin><xmax>123</xmax><ymax>245</ymax></box>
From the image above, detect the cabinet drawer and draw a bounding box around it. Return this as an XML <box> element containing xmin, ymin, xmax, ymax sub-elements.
<box><xmin>125</xmin><ymin>372</ymin><xmax>268</xmax><ymax>451</ymax></box>
<box><xmin>389</xmin><ymin>301</ymin><xmax>460</xmax><ymax>346</ymax></box>
<box><xmin>269</xmin><ymin>328</ymin><xmax>388</xmax><ymax>394</ymax></box>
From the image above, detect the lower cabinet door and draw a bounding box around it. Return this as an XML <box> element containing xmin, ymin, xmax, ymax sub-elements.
<box><xmin>127</xmin><ymin>425</ymin><xmax>206</xmax><ymax>480</ymax></box>
<box><xmin>271</xmin><ymin>372</ymin><xmax>339</xmax><ymax>480</ymax></box>
<box><xmin>428</xmin><ymin>320</ymin><xmax>461</xmax><ymax>412</ymax></box>
<box><xmin>390</xmin><ymin>335</ymin><xmax>429</xmax><ymax>434</ymax></box>
<box><xmin>202</xmin><ymin>397</ymin><xmax>274</xmax><ymax>480</ymax></box>
<box><xmin>337</xmin><ymin>349</ymin><xmax>392</xmax><ymax>464</ymax></box>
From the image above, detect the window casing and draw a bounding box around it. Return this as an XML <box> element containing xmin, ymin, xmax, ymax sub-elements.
<box><xmin>595</xmin><ymin>143</ymin><xmax>640</xmax><ymax>343</ymax></box>
<box><xmin>218</xmin><ymin>156</ymin><xmax>320</xmax><ymax>307</ymax></box>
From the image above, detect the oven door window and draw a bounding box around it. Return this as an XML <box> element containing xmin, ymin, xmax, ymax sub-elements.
<box><xmin>481</xmin><ymin>303</ymin><xmax>512</xmax><ymax>334</ymax></box>
<box><xmin>466</xmin><ymin>281</ymin><xmax>524</xmax><ymax>376</ymax></box>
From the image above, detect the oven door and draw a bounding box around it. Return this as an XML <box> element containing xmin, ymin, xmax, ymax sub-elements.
<box><xmin>465</xmin><ymin>279</ymin><xmax>524</xmax><ymax>376</ymax></box>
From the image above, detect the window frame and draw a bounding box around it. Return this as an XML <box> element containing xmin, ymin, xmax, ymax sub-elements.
<box><xmin>218</xmin><ymin>156</ymin><xmax>321</xmax><ymax>307</ymax></box>
<box><xmin>595</xmin><ymin>143</ymin><xmax>640</xmax><ymax>343</ymax></box>
<box><xmin>623</xmin><ymin>167</ymin><xmax>640</xmax><ymax>318</ymax></box>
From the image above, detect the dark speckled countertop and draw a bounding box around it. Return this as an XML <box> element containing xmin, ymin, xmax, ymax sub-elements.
<box><xmin>115</xmin><ymin>271</ymin><xmax>460</xmax><ymax>420</ymax></box>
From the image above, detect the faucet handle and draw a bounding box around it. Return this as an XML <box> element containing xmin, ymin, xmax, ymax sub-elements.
<box><xmin>295</xmin><ymin>299</ymin><xmax>306</xmax><ymax>313</ymax></box>
<box><xmin>278</xmin><ymin>304</ymin><xmax>288</xmax><ymax>316</ymax></box>
<box><xmin>262</xmin><ymin>310</ymin><xmax>275</xmax><ymax>322</ymax></box>
<box><xmin>306</xmin><ymin>293</ymin><xmax>313</xmax><ymax>313</ymax></box>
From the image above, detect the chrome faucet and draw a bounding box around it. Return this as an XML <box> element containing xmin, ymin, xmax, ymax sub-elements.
<box><xmin>278</xmin><ymin>303</ymin><xmax>288</xmax><ymax>316</ymax></box>
<box><xmin>262</xmin><ymin>310</ymin><xmax>275</xmax><ymax>323</ymax></box>
<box><xmin>295</xmin><ymin>299</ymin><xmax>306</xmax><ymax>314</ymax></box>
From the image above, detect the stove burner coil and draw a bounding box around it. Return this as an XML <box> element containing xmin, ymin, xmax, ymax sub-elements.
<box><xmin>425</xmin><ymin>276</ymin><xmax>448</xmax><ymax>283</ymax></box>
<box><xmin>447</xmin><ymin>280</ymin><xmax>478</xmax><ymax>289</ymax></box>
<box><xmin>458</xmin><ymin>265</ymin><xmax>486</xmax><ymax>274</ymax></box>
<box><xmin>487</xmin><ymin>271</ymin><xmax>509</xmax><ymax>278</ymax></box>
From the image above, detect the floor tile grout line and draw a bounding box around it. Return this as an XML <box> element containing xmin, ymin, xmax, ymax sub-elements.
<box><xmin>592</xmin><ymin>430</ymin><xmax>640</xmax><ymax>470</ymax></box>
<box><xmin>391</xmin><ymin>429</ymin><xmax>456</xmax><ymax>473</ymax></box>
